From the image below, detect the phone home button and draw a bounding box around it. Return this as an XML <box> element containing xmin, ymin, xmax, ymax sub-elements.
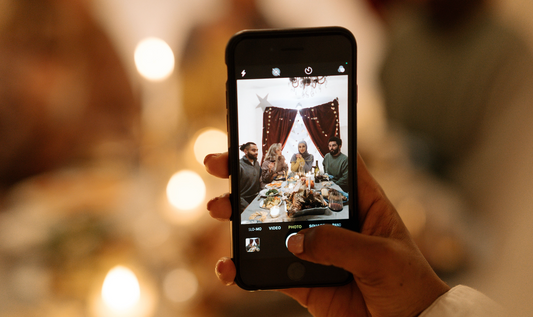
<box><xmin>287</xmin><ymin>262</ymin><xmax>305</xmax><ymax>281</ymax></box>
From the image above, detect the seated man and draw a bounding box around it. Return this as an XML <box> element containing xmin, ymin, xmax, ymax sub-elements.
<box><xmin>322</xmin><ymin>136</ymin><xmax>349</xmax><ymax>192</ymax></box>
<box><xmin>239</xmin><ymin>142</ymin><xmax>261</xmax><ymax>212</ymax></box>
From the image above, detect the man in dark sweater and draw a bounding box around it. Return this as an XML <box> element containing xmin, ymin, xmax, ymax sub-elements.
<box><xmin>322</xmin><ymin>136</ymin><xmax>349</xmax><ymax>192</ymax></box>
<box><xmin>239</xmin><ymin>142</ymin><xmax>261</xmax><ymax>212</ymax></box>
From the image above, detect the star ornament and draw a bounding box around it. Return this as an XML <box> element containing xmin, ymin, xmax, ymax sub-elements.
<box><xmin>256</xmin><ymin>94</ymin><xmax>272</xmax><ymax>111</ymax></box>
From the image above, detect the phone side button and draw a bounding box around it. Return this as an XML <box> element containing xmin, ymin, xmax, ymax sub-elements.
<box><xmin>287</xmin><ymin>262</ymin><xmax>305</xmax><ymax>281</ymax></box>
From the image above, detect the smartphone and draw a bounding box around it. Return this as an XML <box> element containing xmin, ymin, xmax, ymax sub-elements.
<box><xmin>225</xmin><ymin>27</ymin><xmax>358</xmax><ymax>290</ymax></box>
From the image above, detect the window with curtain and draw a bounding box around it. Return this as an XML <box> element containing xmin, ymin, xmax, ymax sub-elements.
<box><xmin>299</xmin><ymin>98</ymin><xmax>340</xmax><ymax>157</ymax></box>
<box><xmin>261</xmin><ymin>106</ymin><xmax>298</xmax><ymax>160</ymax></box>
<box><xmin>261</xmin><ymin>98</ymin><xmax>339</xmax><ymax>161</ymax></box>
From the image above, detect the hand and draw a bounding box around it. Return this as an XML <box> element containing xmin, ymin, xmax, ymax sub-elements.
<box><xmin>204</xmin><ymin>152</ymin><xmax>450</xmax><ymax>317</ymax></box>
<box><xmin>268</xmin><ymin>162</ymin><xmax>275</xmax><ymax>170</ymax></box>
<box><xmin>296</xmin><ymin>154</ymin><xmax>302</xmax><ymax>159</ymax></box>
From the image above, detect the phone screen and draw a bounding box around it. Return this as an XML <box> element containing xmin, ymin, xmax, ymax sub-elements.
<box><xmin>226</xmin><ymin>28</ymin><xmax>357</xmax><ymax>289</ymax></box>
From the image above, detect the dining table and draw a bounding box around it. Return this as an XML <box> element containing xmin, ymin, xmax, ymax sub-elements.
<box><xmin>241</xmin><ymin>178</ymin><xmax>349</xmax><ymax>224</ymax></box>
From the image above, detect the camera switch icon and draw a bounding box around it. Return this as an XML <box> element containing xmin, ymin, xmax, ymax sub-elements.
<box><xmin>304</xmin><ymin>67</ymin><xmax>313</xmax><ymax>75</ymax></box>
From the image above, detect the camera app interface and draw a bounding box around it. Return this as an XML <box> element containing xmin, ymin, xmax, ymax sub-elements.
<box><xmin>237</xmin><ymin>72</ymin><xmax>350</xmax><ymax>228</ymax></box>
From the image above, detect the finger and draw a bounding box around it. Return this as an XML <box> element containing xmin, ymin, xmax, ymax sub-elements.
<box><xmin>207</xmin><ymin>193</ymin><xmax>232</xmax><ymax>221</ymax></box>
<box><xmin>288</xmin><ymin>225</ymin><xmax>393</xmax><ymax>279</ymax></box>
<box><xmin>215</xmin><ymin>257</ymin><xmax>236</xmax><ymax>286</ymax></box>
<box><xmin>204</xmin><ymin>152</ymin><xmax>229</xmax><ymax>178</ymax></box>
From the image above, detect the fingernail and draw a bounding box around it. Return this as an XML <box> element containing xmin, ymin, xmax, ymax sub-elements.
<box><xmin>288</xmin><ymin>233</ymin><xmax>304</xmax><ymax>254</ymax></box>
<box><xmin>215</xmin><ymin>259</ymin><xmax>234</xmax><ymax>286</ymax></box>
<box><xmin>215</xmin><ymin>259</ymin><xmax>224</xmax><ymax>279</ymax></box>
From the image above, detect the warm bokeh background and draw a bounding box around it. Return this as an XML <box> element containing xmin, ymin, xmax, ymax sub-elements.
<box><xmin>0</xmin><ymin>0</ymin><xmax>532</xmax><ymax>316</ymax></box>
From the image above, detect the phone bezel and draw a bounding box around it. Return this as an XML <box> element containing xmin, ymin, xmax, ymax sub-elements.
<box><xmin>225</xmin><ymin>27</ymin><xmax>358</xmax><ymax>290</ymax></box>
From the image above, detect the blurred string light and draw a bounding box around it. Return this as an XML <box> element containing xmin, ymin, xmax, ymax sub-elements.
<box><xmin>193</xmin><ymin>128</ymin><xmax>228</xmax><ymax>164</ymax></box>
<box><xmin>101</xmin><ymin>266</ymin><xmax>141</xmax><ymax>312</ymax></box>
<box><xmin>134</xmin><ymin>37</ymin><xmax>175</xmax><ymax>81</ymax></box>
<box><xmin>166</xmin><ymin>170</ymin><xmax>206</xmax><ymax>211</ymax></box>
<box><xmin>163</xmin><ymin>268</ymin><xmax>199</xmax><ymax>303</ymax></box>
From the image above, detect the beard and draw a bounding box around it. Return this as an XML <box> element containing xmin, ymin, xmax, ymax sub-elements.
<box><xmin>330</xmin><ymin>148</ymin><xmax>339</xmax><ymax>156</ymax></box>
<box><xmin>246</xmin><ymin>152</ymin><xmax>257</xmax><ymax>161</ymax></box>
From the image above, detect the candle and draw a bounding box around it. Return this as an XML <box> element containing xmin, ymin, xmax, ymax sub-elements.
<box><xmin>270</xmin><ymin>206</ymin><xmax>280</xmax><ymax>218</ymax></box>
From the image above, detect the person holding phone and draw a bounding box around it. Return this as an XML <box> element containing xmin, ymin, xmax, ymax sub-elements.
<box><xmin>290</xmin><ymin>141</ymin><xmax>314</xmax><ymax>174</ymax></box>
<box><xmin>205</xmin><ymin>152</ymin><xmax>505</xmax><ymax>317</ymax></box>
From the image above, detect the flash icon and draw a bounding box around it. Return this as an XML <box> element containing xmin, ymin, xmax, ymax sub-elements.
<box><xmin>241</xmin><ymin>70</ymin><xmax>246</xmax><ymax>77</ymax></box>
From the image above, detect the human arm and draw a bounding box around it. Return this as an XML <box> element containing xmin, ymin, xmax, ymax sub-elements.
<box><xmin>205</xmin><ymin>152</ymin><xmax>451</xmax><ymax>317</ymax></box>
<box><xmin>261</xmin><ymin>160</ymin><xmax>275</xmax><ymax>183</ymax></box>
<box><xmin>304</xmin><ymin>154</ymin><xmax>314</xmax><ymax>173</ymax></box>
<box><xmin>291</xmin><ymin>156</ymin><xmax>305</xmax><ymax>172</ymax></box>
<box><xmin>333</xmin><ymin>156</ymin><xmax>349</xmax><ymax>189</ymax></box>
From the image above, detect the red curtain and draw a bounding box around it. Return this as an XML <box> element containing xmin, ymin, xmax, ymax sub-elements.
<box><xmin>262</xmin><ymin>106</ymin><xmax>298</xmax><ymax>159</ymax></box>
<box><xmin>299</xmin><ymin>98</ymin><xmax>340</xmax><ymax>157</ymax></box>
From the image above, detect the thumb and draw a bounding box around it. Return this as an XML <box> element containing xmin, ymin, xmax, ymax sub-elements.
<box><xmin>288</xmin><ymin>225</ymin><xmax>393</xmax><ymax>279</ymax></box>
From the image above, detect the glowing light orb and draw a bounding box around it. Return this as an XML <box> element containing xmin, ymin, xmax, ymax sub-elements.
<box><xmin>101</xmin><ymin>266</ymin><xmax>141</xmax><ymax>312</ymax></box>
<box><xmin>134</xmin><ymin>37</ymin><xmax>175</xmax><ymax>81</ymax></box>
<box><xmin>193</xmin><ymin>128</ymin><xmax>228</xmax><ymax>164</ymax></box>
<box><xmin>166</xmin><ymin>170</ymin><xmax>206</xmax><ymax>211</ymax></box>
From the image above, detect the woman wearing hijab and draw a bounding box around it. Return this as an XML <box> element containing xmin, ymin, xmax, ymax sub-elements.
<box><xmin>290</xmin><ymin>141</ymin><xmax>314</xmax><ymax>173</ymax></box>
<box><xmin>261</xmin><ymin>143</ymin><xmax>288</xmax><ymax>185</ymax></box>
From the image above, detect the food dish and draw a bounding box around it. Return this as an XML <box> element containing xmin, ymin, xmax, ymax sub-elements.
<box><xmin>260</xmin><ymin>188</ymin><xmax>280</xmax><ymax>197</ymax></box>
<box><xmin>287</xmin><ymin>207</ymin><xmax>327</xmax><ymax>218</ymax></box>
<box><xmin>259</xmin><ymin>196</ymin><xmax>282</xmax><ymax>209</ymax></box>
<box><xmin>265</xmin><ymin>181</ymin><xmax>283</xmax><ymax>189</ymax></box>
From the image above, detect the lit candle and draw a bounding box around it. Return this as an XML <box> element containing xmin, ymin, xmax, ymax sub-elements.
<box><xmin>270</xmin><ymin>206</ymin><xmax>280</xmax><ymax>218</ymax></box>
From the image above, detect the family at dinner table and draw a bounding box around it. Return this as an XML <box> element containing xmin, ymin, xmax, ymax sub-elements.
<box><xmin>239</xmin><ymin>137</ymin><xmax>349</xmax><ymax>212</ymax></box>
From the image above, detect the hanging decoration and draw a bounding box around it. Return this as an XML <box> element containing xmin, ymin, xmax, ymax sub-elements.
<box><xmin>289</xmin><ymin>76</ymin><xmax>327</xmax><ymax>98</ymax></box>
<box><xmin>256</xmin><ymin>94</ymin><xmax>272</xmax><ymax>111</ymax></box>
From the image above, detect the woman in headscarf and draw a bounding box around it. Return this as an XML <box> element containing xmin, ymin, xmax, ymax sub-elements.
<box><xmin>290</xmin><ymin>141</ymin><xmax>314</xmax><ymax>173</ymax></box>
<box><xmin>261</xmin><ymin>143</ymin><xmax>288</xmax><ymax>185</ymax></box>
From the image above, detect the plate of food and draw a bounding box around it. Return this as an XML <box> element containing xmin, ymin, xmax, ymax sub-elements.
<box><xmin>287</xmin><ymin>207</ymin><xmax>327</xmax><ymax>218</ymax></box>
<box><xmin>259</xmin><ymin>196</ymin><xmax>282</xmax><ymax>209</ymax></box>
<box><xmin>260</xmin><ymin>188</ymin><xmax>280</xmax><ymax>197</ymax></box>
<box><xmin>265</xmin><ymin>181</ymin><xmax>284</xmax><ymax>189</ymax></box>
<box><xmin>285</xmin><ymin>188</ymin><xmax>328</xmax><ymax>218</ymax></box>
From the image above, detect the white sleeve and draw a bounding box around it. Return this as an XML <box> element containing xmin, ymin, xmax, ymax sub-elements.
<box><xmin>419</xmin><ymin>285</ymin><xmax>509</xmax><ymax>317</ymax></box>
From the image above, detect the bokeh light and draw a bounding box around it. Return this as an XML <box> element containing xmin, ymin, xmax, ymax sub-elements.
<box><xmin>163</xmin><ymin>268</ymin><xmax>199</xmax><ymax>303</ymax></box>
<box><xmin>166</xmin><ymin>170</ymin><xmax>206</xmax><ymax>211</ymax></box>
<box><xmin>101</xmin><ymin>266</ymin><xmax>141</xmax><ymax>312</ymax></box>
<box><xmin>134</xmin><ymin>37</ymin><xmax>175</xmax><ymax>81</ymax></box>
<box><xmin>193</xmin><ymin>128</ymin><xmax>228</xmax><ymax>164</ymax></box>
